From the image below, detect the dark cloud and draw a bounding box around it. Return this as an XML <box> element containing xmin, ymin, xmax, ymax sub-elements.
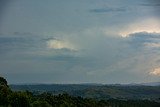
<box><xmin>0</xmin><ymin>34</ymin><xmax>36</xmax><ymax>44</ymax></box>
<box><xmin>12</xmin><ymin>32</ymin><xmax>34</xmax><ymax>36</ymax></box>
<box><xmin>0</xmin><ymin>0</ymin><xmax>10</xmax><ymax>13</ymax></box>
<box><xmin>138</xmin><ymin>0</ymin><xmax>160</xmax><ymax>7</ymax></box>
<box><xmin>156</xmin><ymin>59</ymin><xmax>160</xmax><ymax>63</ymax></box>
<box><xmin>140</xmin><ymin>3</ymin><xmax>160</xmax><ymax>7</ymax></box>
<box><xmin>89</xmin><ymin>7</ymin><xmax>126</xmax><ymax>13</ymax></box>
<box><xmin>0</xmin><ymin>36</ymin><xmax>33</xmax><ymax>50</ymax></box>
<box><xmin>45</xmin><ymin>55</ymin><xmax>79</xmax><ymax>61</ymax></box>
<box><xmin>127</xmin><ymin>32</ymin><xmax>160</xmax><ymax>49</ymax></box>
<box><xmin>0</xmin><ymin>33</ymin><xmax>44</xmax><ymax>56</ymax></box>
<box><xmin>43</xmin><ymin>37</ymin><xmax>57</xmax><ymax>41</ymax></box>
<box><xmin>0</xmin><ymin>0</ymin><xmax>11</xmax><ymax>26</ymax></box>
<box><xmin>145</xmin><ymin>0</ymin><xmax>160</xmax><ymax>16</ymax></box>
<box><xmin>128</xmin><ymin>32</ymin><xmax>160</xmax><ymax>39</ymax></box>
<box><xmin>0</xmin><ymin>32</ymin><xmax>79</xmax><ymax>62</ymax></box>
<box><xmin>149</xmin><ymin>0</ymin><xmax>160</xmax><ymax>5</ymax></box>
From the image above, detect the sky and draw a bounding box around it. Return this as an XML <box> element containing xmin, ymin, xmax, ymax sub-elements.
<box><xmin>0</xmin><ymin>0</ymin><xmax>160</xmax><ymax>84</ymax></box>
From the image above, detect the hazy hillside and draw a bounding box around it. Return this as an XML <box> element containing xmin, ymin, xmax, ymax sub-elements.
<box><xmin>10</xmin><ymin>84</ymin><xmax>160</xmax><ymax>101</ymax></box>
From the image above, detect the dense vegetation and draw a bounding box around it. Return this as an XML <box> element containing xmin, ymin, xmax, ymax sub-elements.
<box><xmin>1</xmin><ymin>76</ymin><xmax>160</xmax><ymax>107</ymax></box>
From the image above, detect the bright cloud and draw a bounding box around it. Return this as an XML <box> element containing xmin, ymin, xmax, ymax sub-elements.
<box><xmin>150</xmin><ymin>68</ymin><xmax>160</xmax><ymax>76</ymax></box>
<box><xmin>119</xmin><ymin>18</ymin><xmax>160</xmax><ymax>37</ymax></box>
<box><xmin>47</xmin><ymin>39</ymin><xmax>76</xmax><ymax>50</ymax></box>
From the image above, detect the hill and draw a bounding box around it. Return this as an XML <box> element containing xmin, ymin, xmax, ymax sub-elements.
<box><xmin>10</xmin><ymin>83</ymin><xmax>160</xmax><ymax>101</ymax></box>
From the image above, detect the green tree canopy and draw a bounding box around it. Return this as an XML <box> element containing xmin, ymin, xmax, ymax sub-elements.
<box><xmin>0</xmin><ymin>76</ymin><xmax>8</xmax><ymax>87</ymax></box>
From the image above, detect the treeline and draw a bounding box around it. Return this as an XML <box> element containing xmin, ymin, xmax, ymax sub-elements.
<box><xmin>0</xmin><ymin>76</ymin><xmax>160</xmax><ymax>107</ymax></box>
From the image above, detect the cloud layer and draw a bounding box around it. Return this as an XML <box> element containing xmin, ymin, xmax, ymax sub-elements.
<box><xmin>89</xmin><ymin>7</ymin><xmax>126</xmax><ymax>13</ymax></box>
<box><xmin>0</xmin><ymin>0</ymin><xmax>160</xmax><ymax>84</ymax></box>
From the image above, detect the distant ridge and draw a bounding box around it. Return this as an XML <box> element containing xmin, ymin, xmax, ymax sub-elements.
<box><xmin>10</xmin><ymin>82</ymin><xmax>160</xmax><ymax>101</ymax></box>
<box><xmin>140</xmin><ymin>82</ymin><xmax>160</xmax><ymax>86</ymax></box>
<box><xmin>10</xmin><ymin>82</ymin><xmax>160</xmax><ymax>86</ymax></box>
<box><xmin>103</xmin><ymin>82</ymin><xmax>160</xmax><ymax>86</ymax></box>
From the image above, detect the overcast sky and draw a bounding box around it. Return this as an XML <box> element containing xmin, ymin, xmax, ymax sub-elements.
<box><xmin>0</xmin><ymin>0</ymin><xmax>160</xmax><ymax>84</ymax></box>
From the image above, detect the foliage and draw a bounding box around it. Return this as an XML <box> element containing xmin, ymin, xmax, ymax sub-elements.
<box><xmin>0</xmin><ymin>76</ymin><xmax>11</xmax><ymax>106</ymax></box>
<box><xmin>8</xmin><ymin>91</ymin><xmax>30</xmax><ymax>107</ymax></box>
<box><xmin>0</xmin><ymin>76</ymin><xmax>8</xmax><ymax>87</ymax></box>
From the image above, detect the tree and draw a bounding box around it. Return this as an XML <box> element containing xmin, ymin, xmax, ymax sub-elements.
<box><xmin>8</xmin><ymin>91</ymin><xmax>30</xmax><ymax>107</ymax></box>
<box><xmin>0</xmin><ymin>76</ymin><xmax>11</xmax><ymax>106</ymax></box>
<box><xmin>0</xmin><ymin>86</ymin><xmax>11</xmax><ymax>106</ymax></box>
<box><xmin>31</xmin><ymin>100</ymin><xmax>52</xmax><ymax>107</ymax></box>
<box><xmin>0</xmin><ymin>76</ymin><xmax>8</xmax><ymax>87</ymax></box>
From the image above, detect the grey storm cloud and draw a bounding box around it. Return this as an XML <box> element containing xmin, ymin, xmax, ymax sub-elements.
<box><xmin>145</xmin><ymin>0</ymin><xmax>160</xmax><ymax>16</ymax></box>
<box><xmin>0</xmin><ymin>32</ymin><xmax>80</xmax><ymax>62</ymax></box>
<box><xmin>147</xmin><ymin>0</ymin><xmax>160</xmax><ymax>6</ymax></box>
<box><xmin>126</xmin><ymin>32</ymin><xmax>160</xmax><ymax>69</ymax></box>
<box><xmin>0</xmin><ymin>35</ymin><xmax>32</xmax><ymax>55</ymax></box>
<box><xmin>140</xmin><ymin>3</ymin><xmax>160</xmax><ymax>7</ymax></box>
<box><xmin>140</xmin><ymin>0</ymin><xmax>160</xmax><ymax>7</ymax></box>
<box><xmin>0</xmin><ymin>33</ymin><xmax>42</xmax><ymax>52</ymax></box>
<box><xmin>128</xmin><ymin>32</ymin><xmax>160</xmax><ymax>46</ymax></box>
<box><xmin>1</xmin><ymin>30</ymin><xmax>160</xmax><ymax>84</ymax></box>
<box><xmin>89</xmin><ymin>7</ymin><xmax>126</xmax><ymax>13</ymax></box>
<box><xmin>0</xmin><ymin>0</ymin><xmax>11</xmax><ymax>18</ymax></box>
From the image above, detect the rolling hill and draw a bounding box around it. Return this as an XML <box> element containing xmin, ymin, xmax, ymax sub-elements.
<box><xmin>10</xmin><ymin>83</ymin><xmax>160</xmax><ymax>101</ymax></box>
